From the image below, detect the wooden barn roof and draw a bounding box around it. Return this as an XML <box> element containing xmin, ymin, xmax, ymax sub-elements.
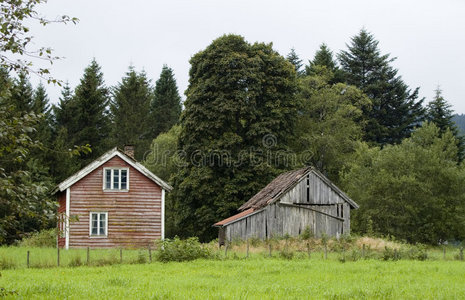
<box><xmin>53</xmin><ymin>147</ymin><xmax>172</xmax><ymax>193</ymax></box>
<box><xmin>238</xmin><ymin>166</ymin><xmax>358</xmax><ymax>211</ymax></box>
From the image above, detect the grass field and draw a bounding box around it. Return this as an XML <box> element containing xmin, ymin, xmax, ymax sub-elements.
<box><xmin>1</xmin><ymin>258</ymin><xmax>465</xmax><ymax>299</ymax></box>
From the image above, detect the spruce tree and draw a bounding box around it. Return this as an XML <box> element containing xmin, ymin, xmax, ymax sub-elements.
<box><xmin>286</xmin><ymin>48</ymin><xmax>304</xmax><ymax>76</ymax></box>
<box><xmin>8</xmin><ymin>72</ymin><xmax>33</xmax><ymax>112</ymax></box>
<box><xmin>427</xmin><ymin>87</ymin><xmax>464</xmax><ymax>161</ymax></box>
<box><xmin>110</xmin><ymin>66</ymin><xmax>153</xmax><ymax>160</ymax></box>
<box><xmin>306</xmin><ymin>44</ymin><xmax>344</xmax><ymax>83</ymax></box>
<box><xmin>150</xmin><ymin>65</ymin><xmax>182</xmax><ymax>137</ymax></box>
<box><xmin>338</xmin><ymin>29</ymin><xmax>425</xmax><ymax>145</ymax></box>
<box><xmin>171</xmin><ymin>34</ymin><xmax>298</xmax><ymax>240</ymax></box>
<box><xmin>71</xmin><ymin>59</ymin><xmax>110</xmax><ymax>166</ymax></box>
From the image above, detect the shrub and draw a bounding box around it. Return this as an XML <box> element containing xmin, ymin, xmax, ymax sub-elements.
<box><xmin>279</xmin><ymin>248</ymin><xmax>294</xmax><ymax>260</ymax></box>
<box><xmin>156</xmin><ymin>237</ymin><xmax>213</xmax><ymax>262</ymax></box>
<box><xmin>405</xmin><ymin>244</ymin><xmax>428</xmax><ymax>261</ymax></box>
<box><xmin>300</xmin><ymin>226</ymin><xmax>314</xmax><ymax>240</ymax></box>
<box><xmin>19</xmin><ymin>229</ymin><xmax>56</xmax><ymax>248</ymax></box>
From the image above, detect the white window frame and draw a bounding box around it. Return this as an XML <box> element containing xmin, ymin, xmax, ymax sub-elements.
<box><xmin>89</xmin><ymin>212</ymin><xmax>108</xmax><ymax>237</ymax></box>
<box><xmin>103</xmin><ymin>167</ymin><xmax>129</xmax><ymax>191</ymax></box>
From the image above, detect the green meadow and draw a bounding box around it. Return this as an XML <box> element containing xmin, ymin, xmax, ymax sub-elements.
<box><xmin>1</xmin><ymin>258</ymin><xmax>465</xmax><ymax>299</ymax></box>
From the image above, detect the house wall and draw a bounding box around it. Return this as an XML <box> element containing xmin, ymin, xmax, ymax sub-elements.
<box><xmin>65</xmin><ymin>156</ymin><xmax>162</xmax><ymax>248</ymax></box>
<box><xmin>224</xmin><ymin>171</ymin><xmax>351</xmax><ymax>241</ymax></box>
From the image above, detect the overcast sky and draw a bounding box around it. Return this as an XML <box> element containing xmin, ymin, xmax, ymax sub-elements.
<box><xmin>29</xmin><ymin>0</ymin><xmax>465</xmax><ymax>113</ymax></box>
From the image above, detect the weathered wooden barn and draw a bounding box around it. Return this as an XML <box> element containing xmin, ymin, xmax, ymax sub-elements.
<box><xmin>214</xmin><ymin>167</ymin><xmax>358</xmax><ymax>244</ymax></box>
<box><xmin>54</xmin><ymin>147</ymin><xmax>172</xmax><ymax>249</ymax></box>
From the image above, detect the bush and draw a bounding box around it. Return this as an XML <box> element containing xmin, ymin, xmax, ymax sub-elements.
<box><xmin>405</xmin><ymin>244</ymin><xmax>428</xmax><ymax>261</ymax></box>
<box><xmin>279</xmin><ymin>248</ymin><xmax>294</xmax><ymax>260</ymax></box>
<box><xmin>69</xmin><ymin>255</ymin><xmax>82</xmax><ymax>267</ymax></box>
<box><xmin>156</xmin><ymin>237</ymin><xmax>213</xmax><ymax>262</ymax></box>
<box><xmin>19</xmin><ymin>229</ymin><xmax>56</xmax><ymax>248</ymax></box>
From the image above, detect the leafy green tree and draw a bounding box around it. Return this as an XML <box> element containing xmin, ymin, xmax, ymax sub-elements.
<box><xmin>338</xmin><ymin>29</ymin><xmax>425</xmax><ymax>145</ymax></box>
<box><xmin>144</xmin><ymin>125</ymin><xmax>181</xmax><ymax>183</ymax></box>
<box><xmin>144</xmin><ymin>125</ymin><xmax>181</xmax><ymax>238</ymax></box>
<box><xmin>70</xmin><ymin>59</ymin><xmax>110</xmax><ymax>167</ymax></box>
<box><xmin>150</xmin><ymin>65</ymin><xmax>182</xmax><ymax>137</ymax></box>
<box><xmin>341</xmin><ymin>123</ymin><xmax>465</xmax><ymax>244</ymax></box>
<box><xmin>0</xmin><ymin>105</ymin><xmax>54</xmax><ymax>244</ymax></box>
<box><xmin>293</xmin><ymin>75</ymin><xmax>371</xmax><ymax>181</ymax></box>
<box><xmin>110</xmin><ymin>66</ymin><xmax>153</xmax><ymax>160</ymax></box>
<box><xmin>171</xmin><ymin>34</ymin><xmax>298</xmax><ymax>241</ymax></box>
<box><xmin>426</xmin><ymin>87</ymin><xmax>465</xmax><ymax>161</ymax></box>
<box><xmin>286</xmin><ymin>48</ymin><xmax>304</xmax><ymax>76</ymax></box>
<box><xmin>0</xmin><ymin>0</ymin><xmax>78</xmax><ymax>82</ymax></box>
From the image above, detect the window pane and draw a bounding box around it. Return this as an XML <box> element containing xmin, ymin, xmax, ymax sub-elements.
<box><xmin>121</xmin><ymin>170</ymin><xmax>127</xmax><ymax>189</ymax></box>
<box><xmin>100</xmin><ymin>214</ymin><xmax>106</xmax><ymax>235</ymax></box>
<box><xmin>105</xmin><ymin>169</ymin><xmax>111</xmax><ymax>189</ymax></box>
<box><xmin>113</xmin><ymin>169</ymin><xmax>119</xmax><ymax>189</ymax></box>
<box><xmin>91</xmin><ymin>214</ymin><xmax>98</xmax><ymax>235</ymax></box>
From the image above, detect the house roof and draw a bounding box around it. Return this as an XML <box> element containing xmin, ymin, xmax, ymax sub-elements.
<box><xmin>238</xmin><ymin>166</ymin><xmax>358</xmax><ymax>211</ymax></box>
<box><xmin>53</xmin><ymin>147</ymin><xmax>172</xmax><ymax>193</ymax></box>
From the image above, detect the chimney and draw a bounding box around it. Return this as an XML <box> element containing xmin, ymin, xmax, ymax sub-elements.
<box><xmin>123</xmin><ymin>145</ymin><xmax>135</xmax><ymax>159</ymax></box>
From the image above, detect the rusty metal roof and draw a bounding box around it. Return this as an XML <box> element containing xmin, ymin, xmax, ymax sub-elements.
<box><xmin>213</xmin><ymin>208</ymin><xmax>256</xmax><ymax>227</ymax></box>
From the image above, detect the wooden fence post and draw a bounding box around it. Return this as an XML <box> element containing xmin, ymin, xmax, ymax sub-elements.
<box><xmin>148</xmin><ymin>244</ymin><xmax>152</xmax><ymax>263</ymax></box>
<box><xmin>307</xmin><ymin>242</ymin><xmax>311</xmax><ymax>258</ymax></box>
<box><xmin>86</xmin><ymin>247</ymin><xmax>90</xmax><ymax>265</ymax></box>
<box><xmin>224</xmin><ymin>242</ymin><xmax>228</xmax><ymax>257</ymax></box>
<box><xmin>269</xmin><ymin>243</ymin><xmax>272</xmax><ymax>257</ymax></box>
<box><xmin>120</xmin><ymin>248</ymin><xmax>123</xmax><ymax>264</ymax></box>
<box><xmin>362</xmin><ymin>244</ymin><xmax>365</xmax><ymax>259</ymax></box>
<box><xmin>57</xmin><ymin>247</ymin><xmax>60</xmax><ymax>267</ymax></box>
<box><xmin>246</xmin><ymin>239</ymin><xmax>249</xmax><ymax>258</ymax></box>
<box><xmin>324</xmin><ymin>244</ymin><xmax>327</xmax><ymax>260</ymax></box>
<box><xmin>460</xmin><ymin>247</ymin><xmax>464</xmax><ymax>261</ymax></box>
<box><xmin>443</xmin><ymin>246</ymin><xmax>446</xmax><ymax>260</ymax></box>
<box><xmin>27</xmin><ymin>250</ymin><xmax>30</xmax><ymax>268</ymax></box>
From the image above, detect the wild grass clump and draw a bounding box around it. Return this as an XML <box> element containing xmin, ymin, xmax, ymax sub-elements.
<box><xmin>19</xmin><ymin>229</ymin><xmax>56</xmax><ymax>248</ymax></box>
<box><xmin>68</xmin><ymin>255</ymin><xmax>82</xmax><ymax>267</ymax></box>
<box><xmin>157</xmin><ymin>237</ymin><xmax>213</xmax><ymax>262</ymax></box>
<box><xmin>0</xmin><ymin>256</ymin><xmax>16</xmax><ymax>270</ymax></box>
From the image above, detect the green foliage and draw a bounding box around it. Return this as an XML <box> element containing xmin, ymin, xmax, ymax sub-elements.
<box><xmin>305</xmin><ymin>44</ymin><xmax>344</xmax><ymax>83</ymax></box>
<box><xmin>19</xmin><ymin>229</ymin><xmax>55</xmax><ymax>248</ymax></box>
<box><xmin>286</xmin><ymin>48</ymin><xmax>304</xmax><ymax>76</ymax></box>
<box><xmin>0</xmin><ymin>0</ymin><xmax>77</xmax><ymax>82</ymax></box>
<box><xmin>150</xmin><ymin>65</ymin><xmax>182</xmax><ymax>137</ymax></box>
<box><xmin>172</xmin><ymin>34</ymin><xmax>298</xmax><ymax>241</ymax></box>
<box><xmin>156</xmin><ymin>237</ymin><xmax>213</xmax><ymax>262</ymax></box>
<box><xmin>426</xmin><ymin>87</ymin><xmax>464</xmax><ymax>161</ymax></box>
<box><xmin>300</xmin><ymin>226</ymin><xmax>313</xmax><ymax>240</ymax></box>
<box><xmin>292</xmin><ymin>75</ymin><xmax>371</xmax><ymax>180</ymax></box>
<box><xmin>66</xmin><ymin>59</ymin><xmax>111</xmax><ymax>168</ymax></box>
<box><xmin>338</xmin><ymin>29</ymin><xmax>425</xmax><ymax>145</ymax></box>
<box><xmin>110</xmin><ymin>66</ymin><xmax>153</xmax><ymax>160</ymax></box>
<box><xmin>341</xmin><ymin>123</ymin><xmax>465</xmax><ymax>244</ymax></box>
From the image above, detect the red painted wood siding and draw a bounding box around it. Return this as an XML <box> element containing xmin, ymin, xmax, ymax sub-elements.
<box><xmin>66</xmin><ymin>156</ymin><xmax>162</xmax><ymax>248</ymax></box>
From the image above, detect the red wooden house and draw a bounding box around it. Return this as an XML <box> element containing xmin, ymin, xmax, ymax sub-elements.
<box><xmin>53</xmin><ymin>147</ymin><xmax>172</xmax><ymax>249</ymax></box>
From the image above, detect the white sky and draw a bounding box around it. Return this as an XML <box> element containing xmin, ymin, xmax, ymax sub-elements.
<box><xmin>28</xmin><ymin>0</ymin><xmax>465</xmax><ymax>113</ymax></box>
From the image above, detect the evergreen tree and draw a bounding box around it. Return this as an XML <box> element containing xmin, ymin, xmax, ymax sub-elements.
<box><xmin>286</xmin><ymin>48</ymin><xmax>304</xmax><ymax>76</ymax></box>
<box><xmin>110</xmin><ymin>66</ymin><xmax>153</xmax><ymax>160</ymax></box>
<box><xmin>171</xmin><ymin>34</ymin><xmax>298</xmax><ymax>241</ymax></box>
<box><xmin>338</xmin><ymin>29</ymin><xmax>425</xmax><ymax>145</ymax></box>
<box><xmin>427</xmin><ymin>87</ymin><xmax>464</xmax><ymax>161</ymax></box>
<box><xmin>8</xmin><ymin>72</ymin><xmax>34</xmax><ymax>112</ymax></box>
<box><xmin>31</xmin><ymin>83</ymin><xmax>53</xmax><ymax>157</ymax></box>
<box><xmin>150</xmin><ymin>65</ymin><xmax>182</xmax><ymax>137</ymax></box>
<box><xmin>53</xmin><ymin>81</ymin><xmax>75</xmax><ymax>132</ymax></box>
<box><xmin>71</xmin><ymin>59</ymin><xmax>110</xmax><ymax>167</ymax></box>
<box><xmin>306</xmin><ymin>44</ymin><xmax>344</xmax><ymax>84</ymax></box>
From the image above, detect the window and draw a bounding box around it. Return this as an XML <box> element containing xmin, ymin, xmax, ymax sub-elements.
<box><xmin>90</xmin><ymin>212</ymin><xmax>107</xmax><ymax>236</ymax></box>
<box><xmin>104</xmin><ymin>168</ymin><xmax>129</xmax><ymax>190</ymax></box>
